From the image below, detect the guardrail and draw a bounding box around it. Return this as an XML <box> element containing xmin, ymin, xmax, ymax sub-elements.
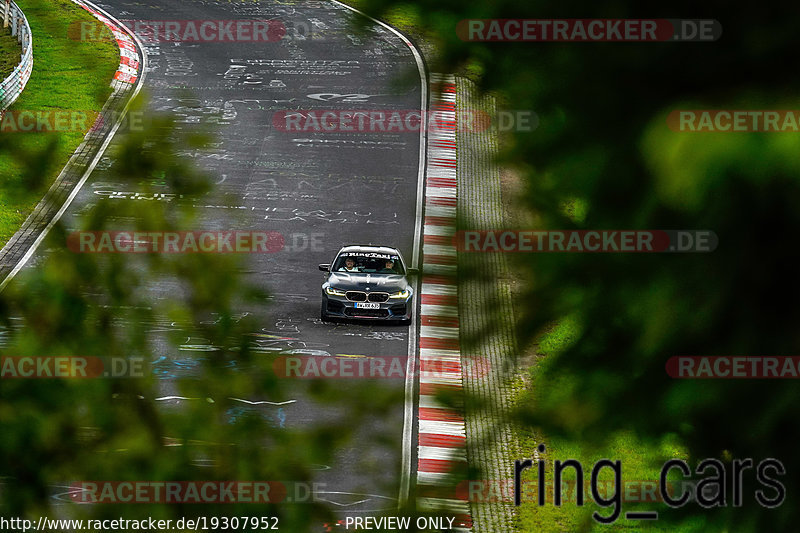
<box><xmin>0</xmin><ymin>0</ymin><xmax>32</xmax><ymax>111</ymax></box>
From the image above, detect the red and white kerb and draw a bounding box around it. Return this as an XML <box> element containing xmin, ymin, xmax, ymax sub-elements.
<box><xmin>416</xmin><ymin>73</ymin><xmax>472</xmax><ymax>532</ymax></box>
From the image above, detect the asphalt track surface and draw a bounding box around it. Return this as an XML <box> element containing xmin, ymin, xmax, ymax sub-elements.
<box><xmin>6</xmin><ymin>0</ymin><xmax>424</xmax><ymax>520</ymax></box>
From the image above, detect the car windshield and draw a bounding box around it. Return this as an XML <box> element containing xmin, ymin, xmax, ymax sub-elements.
<box><xmin>332</xmin><ymin>252</ymin><xmax>405</xmax><ymax>275</ymax></box>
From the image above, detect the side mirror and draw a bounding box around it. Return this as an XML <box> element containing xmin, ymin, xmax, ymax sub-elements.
<box><xmin>407</xmin><ymin>267</ymin><xmax>419</xmax><ymax>276</ymax></box>
<box><xmin>318</xmin><ymin>264</ymin><xmax>330</xmax><ymax>272</ymax></box>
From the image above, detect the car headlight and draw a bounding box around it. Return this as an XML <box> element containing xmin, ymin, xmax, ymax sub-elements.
<box><xmin>389</xmin><ymin>289</ymin><xmax>411</xmax><ymax>299</ymax></box>
<box><xmin>325</xmin><ymin>286</ymin><xmax>346</xmax><ymax>296</ymax></box>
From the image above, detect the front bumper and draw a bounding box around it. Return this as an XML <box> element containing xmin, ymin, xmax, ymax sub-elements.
<box><xmin>321</xmin><ymin>291</ymin><xmax>412</xmax><ymax>320</ymax></box>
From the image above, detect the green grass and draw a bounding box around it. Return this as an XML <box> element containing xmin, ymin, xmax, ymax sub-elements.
<box><xmin>514</xmin><ymin>318</ymin><xmax>695</xmax><ymax>532</ymax></box>
<box><xmin>0</xmin><ymin>0</ymin><xmax>119</xmax><ymax>244</ymax></box>
<box><xmin>0</xmin><ymin>24</ymin><xmax>22</xmax><ymax>79</ymax></box>
<box><xmin>559</xmin><ymin>197</ymin><xmax>589</xmax><ymax>224</ymax></box>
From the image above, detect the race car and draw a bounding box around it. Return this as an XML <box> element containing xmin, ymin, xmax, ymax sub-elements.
<box><xmin>319</xmin><ymin>245</ymin><xmax>416</xmax><ymax>324</ymax></box>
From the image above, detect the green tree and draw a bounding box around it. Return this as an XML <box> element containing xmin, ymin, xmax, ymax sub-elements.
<box><xmin>356</xmin><ymin>0</ymin><xmax>800</xmax><ymax>530</ymax></box>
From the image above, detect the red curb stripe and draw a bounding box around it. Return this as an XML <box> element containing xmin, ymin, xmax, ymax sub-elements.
<box><xmin>114</xmin><ymin>72</ymin><xmax>137</xmax><ymax>83</ymax></box>
<box><xmin>420</xmin><ymin>293</ymin><xmax>458</xmax><ymax>306</ymax></box>
<box><xmin>425</xmin><ymin>254</ymin><xmax>457</xmax><ymax>265</ymax></box>
<box><xmin>419</xmin><ymin>433</ymin><xmax>467</xmax><ymax>448</ymax></box>
<box><xmin>431</xmin><ymin>83</ymin><xmax>457</xmax><ymax>93</ymax></box>
<box><xmin>431</xmin><ymin>83</ymin><xmax>457</xmax><ymax>94</ymax></box>
<box><xmin>427</xmin><ymin>177</ymin><xmax>457</xmax><ymax>188</ymax></box>
<box><xmin>420</xmin><ymin>275</ymin><xmax>456</xmax><ymax>285</ymax></box>
<box><xmin>120</xmin><ymin>57</ymin><xmax>139</xmax><ymax>69</ymax></box>
<box><xmin>424</xmin><ymin>234</ymin><xmax>452</xmax><ymax>245</ymax></box>
<box><xmin>419</xmin><ymin>407</ymin><xmax>464</xmax><ymax>422</ymax></box>
<box><xmin>418</xmin><ymin>458</ymin><xmax>463</xmax><ymax>473</ymax></box>
<box><xmin>416</xmin><ymin>76</ymin><xmax>468</xmax><ymax>511</ymax></box>
<box><xmin>424</xmin><ymin>216</ymin><xmax>456</xmax><ymax>226</ymax></box>
<box><xmin>420</xmin><ymin>315</ymin><xmax>459</xmax><ymax>328</ymax></box>
<box><xmin>455</xmin><ymin>515</ymin><xmax>473</xmax><ymax>528</ymax></box>
<box><xmin>430</xmin><ymin>141</ymin><xmax>457</xmax><ymax>149</ymax></box>
<box><xmin>421</xmin><ymin>360</ymin><xmax>462</xmax><ymax>373</ymax></box>
<box><xmin>425</xmin><ymin>197</ymin><xmax>457</xmax><ymax>207</ymax></box>
<box><xmin>420</xmin><ymin>337</ymin><xmax>461</xmax><ymax>350</ymax></box>
<box><xmin>420</xmin><ymin>382</ymin><xmax>462</xmax><ymax>396</ymax></box>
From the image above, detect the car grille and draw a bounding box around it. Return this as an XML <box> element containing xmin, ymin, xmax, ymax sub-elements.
<box><xmin>346</xmin><ymin>291</ymin><xmax>366</xmax><ymax>302</ymax></box>
<box><xmin>345</xmin><ymin>291</ymin><xmax>389</xmax><ymax>303</ymax></box>
<box><xmin>345</xmin><ymin>308</ymin><xmax>389</xmax><ymax>318</ymax></box>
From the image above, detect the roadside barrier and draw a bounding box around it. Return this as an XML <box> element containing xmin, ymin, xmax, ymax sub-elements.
<box><xmin>0</xmin><ymin>0</ymin><xmax>33</xmax><ymax>111</ymax></box>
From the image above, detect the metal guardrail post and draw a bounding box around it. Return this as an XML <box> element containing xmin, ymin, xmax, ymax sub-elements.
<box><xmin>0</xmin><ymin>0</ymin><xmax>32</xmax><ymax>112</ymax></box>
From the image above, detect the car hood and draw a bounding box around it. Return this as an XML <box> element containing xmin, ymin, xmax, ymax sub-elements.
<box><xmin>327</xmin><ymin>272</ymin><xmax>409</xmax><ymax>292</ymax></box>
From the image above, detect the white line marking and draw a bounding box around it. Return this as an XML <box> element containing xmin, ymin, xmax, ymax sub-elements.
<box><xmin>421</xmin><ymin>264</ymin><xmax>457</xmax><ymax>275</ymax></box>
<box><xmin>228</xmin><ymin>397</ymin><xmax>296</xmax><ymax>406</ymax></box>
<box><xmin>416</xmin><ymin>471</ymin><xmax>454</xmax><ymax>486</ymax></box>
<box><xmin>419</xmin><ymin>420</ymin><xmax>467</xmax><ymax>436</ymax></box>
<box><xmin>425</xmin><ymin>186</ymin><xmax>457</xmax><ymax>198</ymax></box>
<box><xmin>420</xmin><ymin>304</ymin><xmax>458</xmax><ymax>316</ymax></box>
<box><xmin>154</xmin><ymin>396</ymin><xmax>203</xmax><ymax>401</ymax></box>
<box><xmin>422</xmin><ymin>206</ymin><xmax>457</xmax><ymax>219</ymax></box>
<box><xmin>420</xmin><ymin>284</ymin><xmax>457</xmax><ymax>295</ymax></box>
<box><xmin>422</xmin><ymin>243</ymin><xmax>457</xmax><ymax>256</ymax></box>
<box><xmin>419</xmin><ymin>325</ymin><xmax>459</xmax><ymax>338</ymax></box>
<box><xmin>419</xmin><ymin>351</ymin><xmax>461</xmax><ymax>362</ymax></box>
<box><xmin>419</xmin><ymin>371</ymin><xmax>463</xmax><ymax>384</ymax></box>
<box><xmin>420</xmin><ymin>348</ymin><xmax>461</xmax><ymax>357</ymax></box>
<box><xmin>418</xmin><ymin>446</ymin><xmax>467</xmax><ymax>461</ymax></box>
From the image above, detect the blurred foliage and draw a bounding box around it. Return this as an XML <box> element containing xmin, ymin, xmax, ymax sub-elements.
<box><xmin>0</xmin><ymin>0</ymin><xmax>119</xmax><ymax>243</ymax></box>
<box><xmin>0</xmin><ymin>91</ymin><xmax>410</xmax><ymax>529</ymax></box>
<box><xmin>353</xmin><ymin>0</ymin><xmax>800</xmax><ymax>531</ymax></box>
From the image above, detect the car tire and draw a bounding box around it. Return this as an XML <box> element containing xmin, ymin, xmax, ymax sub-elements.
<box><xmin>320</xmin><ymin>303</ymin><xmax>330</xmax><ymax>322</ymax></box>
<box><xmin>399</xmin><ymin>317</ymin><xmax>412</xmax><ymax>326</ymax></box>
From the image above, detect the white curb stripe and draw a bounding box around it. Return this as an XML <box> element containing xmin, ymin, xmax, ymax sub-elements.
<box><xmin>419</xmin><ymin>446</ymin><xmax>468</xmax><ymax>462</ymax></box>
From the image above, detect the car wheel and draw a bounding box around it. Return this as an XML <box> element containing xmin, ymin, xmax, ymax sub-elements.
<box><xmin>399</xmin><ymin>317</ymin><xmax>411</xmax><ymax>326</ymax></box>
<box><xmin>320</xmin><ymin>303</ymin><xmax>330</xmax><ymax>322</ymax></box>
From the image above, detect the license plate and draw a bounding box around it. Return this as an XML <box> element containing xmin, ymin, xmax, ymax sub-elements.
<box><xmin>355</xmin><ymin>302</ymin><xmax>380</xmax><ymax>309</ymax></box>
